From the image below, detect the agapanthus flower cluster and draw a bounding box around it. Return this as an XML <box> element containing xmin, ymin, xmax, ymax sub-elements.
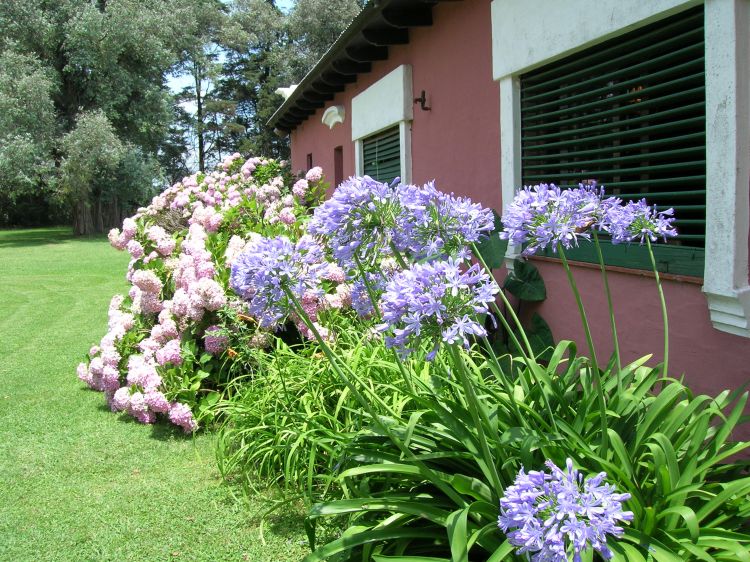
<box><xmin>229</xmin><ymin>235</ymin><xmax>329</xmax><ymax>329</ymax></box>
<box><xmin>307</xmin><ymin>175</ymin><xmax>400</xmax><ymax>268</ymax></box>
<box><xmin>378</xmin><ymin>258</ymin><xmax>499</xmax><ymax>360</ymax></box>
<box><xmin>498</xmin><ymin>458</ymin><xmax>633</xmax><ymax>562</ymax></box>
<box><xmin>308</xmin><ymin>176</ymin><xmax>495</xmax><ymax>269</ymax></box>
<box><xmin>605</xmin><ymin>198</ymin><xmax>677</xmax><ymax>244</ymax></box>
<box><xmin>500</xmin><ymin>183</ymin><xmax>677</xmax><ymax>255</ymax></box>
<box><xmin>393</xmin><ymin>181</ymin><xmax>495</xmax><ymax>259</ymax></box>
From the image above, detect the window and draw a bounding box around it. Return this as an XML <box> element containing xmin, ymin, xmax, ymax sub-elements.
<box><xmin>362</xmin><ymin>126</ymin><xmax>401</xmax><ymax>184</ymax></box>
<box><xmin>352</xmin><ymin>65</ymin><xmax>412</xmax><ymax>184</ymax></box>
<box><xmin>519</xmin><ymin>6</ymin><xmax>705</xmax><ymax>277</ymax></box>
<box><xmin>306</xmin><ymin>153</ymin><xmax>313</xmax><ymax>169</ymax></box>
<box><xmin>334</xmin><ymin>146</ymin><xmax>343</xmax><ymax>189</ymax></box>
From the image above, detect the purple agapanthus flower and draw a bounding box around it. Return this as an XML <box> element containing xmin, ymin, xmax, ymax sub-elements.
<box><xmin>393</xmin><ymin>181</ymin><xmax>495</xmax><ymax>260</ymax></box>
<box><xmin>500</xmin><ymin>183</ymin><xmax>620</xmax><ymax>256</ymax></box>
<box><xmin>307</xmin><ymin>175</ymin><xmax>400</xmax><ymax>268</ymax></box>
<box><xmin>308</xmin><ymin>176</ymin><xmax>495</xmax><ymax>268</ymax></box>
<box><xmin>501</xmin><ymin>183</ymin><xmax>678</xmax><ymax>255</ymax></box>
<box><xmin>378</xmin><ymin>258</ymin><xmax>498</xmax><ymax>360</ymax></box>
<box><xmin>351</xmin><ymin>272</ymin><xmax>389</xmax><ymax>318</ymax></box>
<box><xmin>605</xmin><ymin>199</ymin><xmax>677</xmax><ymax>244</ymax></box>
<box><xmin>229</xmin><ymin>235</ymin><xmax>328</xmax><ymax>329</ymax></box>
<box><xmin>499</xmin><ymin>458</ymin><xmax>633</xmax><ymax>562</ymax></box>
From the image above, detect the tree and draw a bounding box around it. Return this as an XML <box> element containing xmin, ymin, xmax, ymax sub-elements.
<box><xmin>0</xmin><ymin>0</ymin><xmax>223</xmax><ymax>232</ymax></box>
<box><xmin>286</xmin><ymin>0</ymin><xmax>365</xmax><ymax>78</ymax></box>
<box><xmin>0</xmin><ymin>46</ymin><xmax>57</xmax><ymax>207</ymax></box>
<box><xmin>211</xmin><ymin>0</ymin><xmax>364</xmax><ymax>161</ymax></box>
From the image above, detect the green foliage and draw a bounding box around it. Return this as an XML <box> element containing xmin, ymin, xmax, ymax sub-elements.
<box><xmin>474</xmin><ymin>210</ymin><xmax>507</xmax><ymax>270</ymax></box>
<box><xmin>302</xmin><ymin>342</ymin><xmax>750</xmax><ymax>560</ymax></box>
<box><xmin>0</xmin><ymin>46</ymin><xmax>56</xmax><ymax>208</ymax></box>
<box><xmin>503</xmin><ymin>259</ymin><xmax>546</xmax><ymax>301</ymax></box>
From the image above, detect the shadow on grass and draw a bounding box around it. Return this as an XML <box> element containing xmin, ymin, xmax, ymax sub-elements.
<box><xmin>0</xmin><ymin>227</ymin><xmax>107</xmax><ymax>249</ymax></box>
<box><xmin>90</xmin><ymin>397</ymin><xmax>192</xmax><ymax>440</ymax></box>
<box><xmin>266</xmin><ymin>509</ymin><xmax>308</xmax><ymax>539</ymax></box>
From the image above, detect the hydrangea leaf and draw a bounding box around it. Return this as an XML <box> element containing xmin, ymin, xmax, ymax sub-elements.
<box><xmin>474</xmin><ymin>209</ymin><xmax>507</xmax><ymax>269</ymax></box>
<box><xmin>503</xmin><ymin>259</ymin><xmax>546</xmax><ymax>302</ymax></box>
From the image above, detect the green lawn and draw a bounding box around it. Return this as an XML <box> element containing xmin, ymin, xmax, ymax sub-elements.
<box><xmin>0</xmin><ymin>227</ymin><xmax>309</xmax><ymax>562</ymax></box>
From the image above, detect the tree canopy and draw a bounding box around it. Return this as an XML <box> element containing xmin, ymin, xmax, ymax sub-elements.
<box><xmin>0</xmin><ymin>0</ymin><xmax>363</xmax><ymax>232</ymax></box>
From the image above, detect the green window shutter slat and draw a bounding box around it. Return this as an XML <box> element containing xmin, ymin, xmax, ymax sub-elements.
<box><xmin>524</xmin><ymin>40</ymin><xmax>704</xmax><ymax>100</ymax></box>
<box><xmin>363</xmin><ymin>126</ymin><xmax>401</xmax><ymax>184</ymax></box>
<box><xmin>523</xmin><ymin>14</ymin><xmax>703</xmax><ymax>91</ymax></box>
<box><xmin>523</xmin><ymin>146</ymin><xmax>704</xmax><ymax>171</ymax></box>
<box><xmin>521</xmin><ymin>102</ymin><xmax>705</xmax><ymax>143</ymax></box>
<box><xmin>523</xmin><ymin>132</ymin><xmax>705</xmax><ymax>161</ymax></box>
<box><xmin>525</xmin><ymin>58</ymin><xmax>704</xmax><ymax>112</ymax></box>
<box><xmin>523</xmin><ymin>87</ymin><xmax>704</xmax><ymax>132</ymax></box>
<box><xmin>520</xmin><ymin>5</ymin><xmax>706</xmax><ymax>277</ymax></box>
<box><xmin>523</xmin><ymin>73</ymin><xmax>704</xmax><ymax>124</ymax></box>
<box><xmin>524</xmin><ymin>116</ymin><xmax>704</xmax><ymax>151</ymax></box>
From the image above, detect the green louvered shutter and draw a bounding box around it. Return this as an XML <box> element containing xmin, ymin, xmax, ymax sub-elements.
<box><xmin>363</xmin><ymin>126</ymin><xmax>401</xmax><ymax>184</ymax></box>
<box><xmin>520</xmin><ymin>6</ymin><xmax>705</xmax><ymax>276</ymax></box>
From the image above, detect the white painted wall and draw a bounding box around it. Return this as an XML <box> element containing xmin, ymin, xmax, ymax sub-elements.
<box><xmin>351</xmin><ymin>65</ymin><xmax>413</xmax><ymax>141</ymax></box>
<box><xmin>352</xmin><ymin>64</ymin><xmax>413</xmax><ymax>183</ymax></box>
<box><xmin>491</xmin><ymin>0</ymin><xmax>701</xmax><ymax>80</ymax></box>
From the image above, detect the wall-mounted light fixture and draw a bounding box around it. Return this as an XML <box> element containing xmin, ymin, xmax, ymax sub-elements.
<box><xmin>322</xmin><ymin>105</ymin><xmax>346</xmax><ymax>129</ymax></box>
<box><xmin>414</xmin><ymin>90</ymin><xmax>430</xmax><ymax>111</ymax></box>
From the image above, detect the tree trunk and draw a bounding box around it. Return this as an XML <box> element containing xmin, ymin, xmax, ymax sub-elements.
<box><xmin>195</xmin><ymin>61</ymin><xmax>205</xmax><ymax>172</ymax></box>
<box><xmin>73</xmin><ymin>200</ymin><xmax>94</xmax><ymax>235</ymax></box>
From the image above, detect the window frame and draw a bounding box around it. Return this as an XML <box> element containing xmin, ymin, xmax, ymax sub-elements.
<box><xmin>493</xmin><ymin>0</ymin><xmax>750</xmax><ymax>337</ymax></box>
<box><xmin>516</xmin><ymin>7</ymin><xmax>706</xmax><ymax>277</ymax></box>
<box><xmin>351</xmin><ymin>65</ymin><xmax>413</xmax><ymax>184</ymax></box>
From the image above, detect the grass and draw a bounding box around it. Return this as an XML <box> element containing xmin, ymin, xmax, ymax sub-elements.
<box><xmin>0</xmin><ymin>227</ymin><xmax>310</xmax><ymax>562</ymax></box>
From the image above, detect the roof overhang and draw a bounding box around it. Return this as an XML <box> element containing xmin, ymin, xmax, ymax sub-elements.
<box><xmin>269</xmin><ymin>0</ymin><xmax>459</xmax><ymax>133</ymax></box>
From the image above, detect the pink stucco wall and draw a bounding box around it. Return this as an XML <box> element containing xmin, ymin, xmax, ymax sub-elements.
<box><xmin>290</xmin><ymin>0</ymin><xmax>501</xmax><ymax>211</ymax></box>
<box><xmin>288</xmin><ymin>0</ymin><xmax>749</xmax><ymax>404</ymax></box>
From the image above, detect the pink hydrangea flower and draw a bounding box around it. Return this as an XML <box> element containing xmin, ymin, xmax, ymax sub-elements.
<box><xmin>122</xmin><ymin>218</ymin><xmax>137</xmax><ymax>241</ymax></box>
<box><xmin>279</xmin><ymin>207</ymin><xmax>296</xmax><ymax>225</ymax></box>
<box><xmin>305</xmin><ymin>166</ymin><xmax>323</xmax><ymax>183</ymax></box>
<box><xmin>156</xmin><ymin>237</ymin><xmax>176</xmax><ymax>256</ymax></box>
<box><xmin>204</xmin><ymin>325</ymin><xmax>228</xmax><ymax>354</ymax></box>
<box><xmin>111</xmin><ymin>387</ymin><xmax>130</xmax><ymax>411</ymax></box>
<box><xmin>108</xmin><ymin>229</ymin><xmax>127</xmax><ymax>250</ymax></box>
<box><xmin>293</xmin><ymin>179</ymin><xmax>309</xmax><ymax>199</ymax></box>
<box><xmin>126</xmin><ymin>240</ymin><xmax>144</xmax><ymax>259</ymax></box>
<box><xmin>169</xmin><ymin>402</ymin><xmax>198</xmax><ymax>433</ymax></box>
<box><xmin>132</xmin><ymin>270</ymin><xmax>162</xmax><ymax>294</ymax></box>
<box><xmin>144</xmin><ymin>390</ymin><xmax>170</xmax><ymax>413</ymax></box>
<box><xmin>155</xmin><ymin>339</ymin><xmax>182</xmax><ymax>366</ymax></box>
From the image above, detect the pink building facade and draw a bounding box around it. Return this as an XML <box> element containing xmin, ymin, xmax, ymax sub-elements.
<box><xmin>271</xmin><ymin>0</ymin><xmax>750</xmax><ymax>399</ymax></box>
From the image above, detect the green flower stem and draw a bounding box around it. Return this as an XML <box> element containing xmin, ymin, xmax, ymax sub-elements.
<box><xmin>352</xmin><ymin>254</ymin><xmax>415</xmax><ymax>393</ymax></box>
<box><xmin>646</xmin><ymin>238</ymin><xmax>669</xmax><ymax>377</ymax></box>
<box><xmin>388</xmin><ymin>242</ymin><xmax>409</xmax><ymax>270</ymax></box>
<box><xmin>469</xmin><ymin>243</ymin><xmax>558</xmax><ymax>431</ymax></box>
<box><xmin>558</xmin><ymin>245</ymin><xmax>608</xmax><ymax>452</ymax></box>
<box><xmin>448</xmin><ymin>344</ymin><xmax>504</xmax><ymax>496</ymax></box>
<box><xmin>353</xmin><ymin>254</ymin><xmax>383</xmax><ymax>323</ymax></box>
<box><xmin>476</xmin><ymin>336</ymin><xmax>535</xmax><ymax>431</ymax></box>
<box><xmin>593</xmin><ymin>231</ymin><xmax>622</xmax><ymax>388</ymax></box>
<box><xmin>285</xmin><ymin>289</ymin><xmax>467</xmax><ymax>507</ymax></box>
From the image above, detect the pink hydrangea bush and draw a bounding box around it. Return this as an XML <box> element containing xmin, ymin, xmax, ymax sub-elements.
<box><xmin>79</xmin><ymin>154</ymin><xmax>341</xmax><ymax>432</ymax></box>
